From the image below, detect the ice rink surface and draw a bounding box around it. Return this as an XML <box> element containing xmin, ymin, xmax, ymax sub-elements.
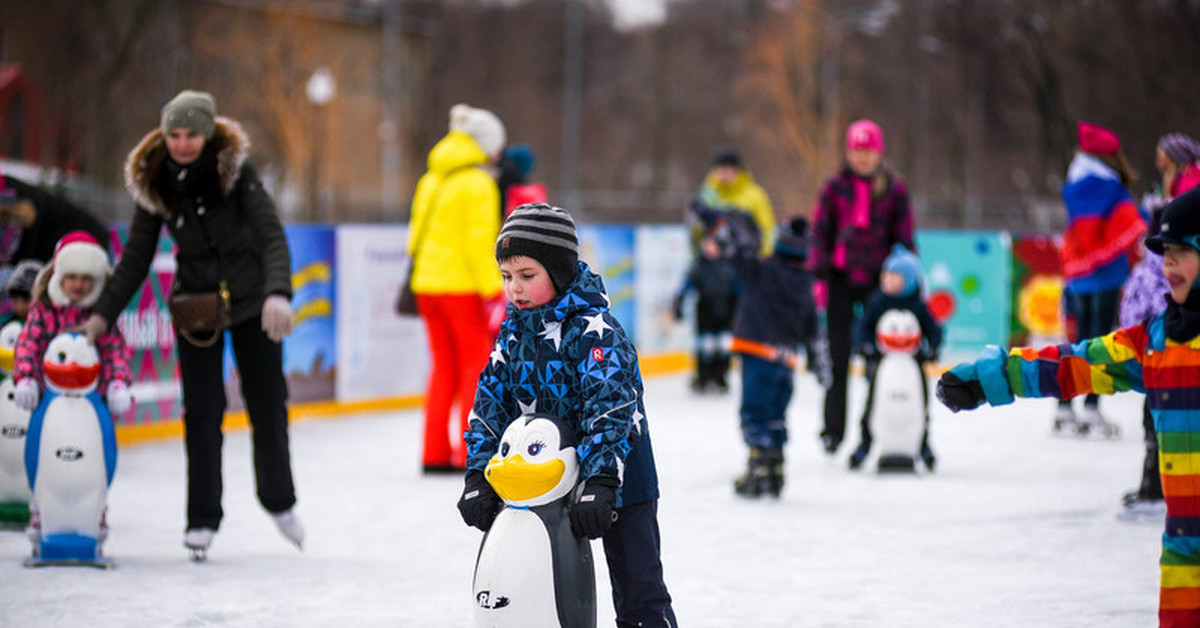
<box><xmin>0</xmin><ymin>369</ymin><xmax>1161</xmax><ymax>627</ymax></box>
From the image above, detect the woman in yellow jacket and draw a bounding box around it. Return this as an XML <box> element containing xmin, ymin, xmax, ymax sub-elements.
<box><xmin>408</xmin><ymin>104</ymin><xmax>506</xmax><ymax>472</ymax></box>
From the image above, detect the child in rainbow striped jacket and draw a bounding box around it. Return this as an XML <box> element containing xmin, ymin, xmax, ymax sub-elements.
<box><xmin>937</xmin><ymin>185</ymin><xmax>1200</xmax><ymax>628</ymax></box>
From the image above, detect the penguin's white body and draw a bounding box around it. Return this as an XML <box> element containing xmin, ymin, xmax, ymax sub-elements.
<box><xmin>0</xmin><ymin>321</ymin><xmax>33</xmax><ymax>519</ymax></box>
<box><xmin>472</xmin><ymin>414</ymin><xmax>595</xmax><ymax>628</ymax></box>
<box><xmin>868</xmin><ymin>310</ymin><xmax>927</xmax><ymax>472</ymax></box>
<box><xmin>24</xmin><ymin>333</ymin><xmax>117</xmax><ymax>565</ymax></box>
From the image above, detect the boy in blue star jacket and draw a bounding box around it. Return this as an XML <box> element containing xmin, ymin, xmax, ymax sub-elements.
<box><xmin>457</xmin><ymin>203</ymin><xmax>677</xmax><ymax>627</ymax></box>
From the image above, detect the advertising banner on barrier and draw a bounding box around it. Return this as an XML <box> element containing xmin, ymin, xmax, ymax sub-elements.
<box><xmin>334</xmin><ymin>225</ymin><xmax>428</xmax><ymax>402</ymax></box>
<box><xmin>111</xmin><ymin>225</ymin><xmax>182</xmax><ymax>427</ymax></box>
<box><xmin>284</xmin><ymin>225</ymin><xmax>337</xmax><ymax>403</ymax></box>
<box><xmin>1009</xmin><ymin>234</ymin><xmax>1067</xmax><ymax>347</ymax></box>
<box><xmin>917</xmin><ymin>230</ymin><xmax>1012</xmax><ymax>357</ymax></box>
<box><xmin>579</xmin><ymin>224</ymin><xmax>637</xmax><ymax>340</ymax></box>
<box><xmin>105</xmin><ymin>221</ymin><xmax>1019</xmax><ymax>429</ymax></box>
<box><xmin>634</xmin><ymin>225</ymin><xmax>692</xmax><ymax>356</ymax></box>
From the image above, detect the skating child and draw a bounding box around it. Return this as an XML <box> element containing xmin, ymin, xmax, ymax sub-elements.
<box><xmin>936</xmin><ymin>186</ymin><xmax>1200</xmax><ymax>628</ymax></box>
<box><xmin>697</xmin><ymin>209</ymin><xmax>818</xmax><ymax>498</ymax></box>
<box><xmin>672</xmin><ymin>233</ymin><xmax>739</xmax><ymax>393</ymax></box>
<box><xmin>457</xmin><ymin>203</ymin><xmax>676</xmax><ymax>626</ymax></box>
<box><xmin>1116</xmin><ymin>133</ymin><xmax>1200</xmax><ymax>518</ymax></box>
<box><xmin>11</xmin><ymin>231</ymin><xmax>132</xmax><ymax>554</ymax></box>
<box><xmin>847</xmin><ymin>244</ymin><xmax>942</xmax><ymax>470</ymax></box>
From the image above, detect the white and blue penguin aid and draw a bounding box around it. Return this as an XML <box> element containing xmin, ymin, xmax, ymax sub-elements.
<box><xmin>472</xmin><ymin>413</ymin><xmax>595</xmax><ymax>628</ymax></box>
<box><xmin>868</xmin><ymin>309</ymin><xmax>927</xmax><ymax>473</ymax></box>
<box><xmin>23</xmin><ymin>333</ymin><xmax>117</xmax><ymax>568</ymax></box>
<box><xmin>0</xmin><ymin>320</ymin><xmax>34</xmax><ymax>528</ymax></box>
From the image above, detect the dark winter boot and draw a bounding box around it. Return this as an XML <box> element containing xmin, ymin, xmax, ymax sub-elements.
<box><xmin>920</xmin><ymin>444</ymin><xmax>937</xmax><ymax>472</ymax></box>
<box><xmin>735</xmin><ymin>447</ymin><xmax>781</xmax><ymax>498</ymax></box>
<box><xmin>847</xmin><ymin>443</ymin><xmax>870</xmax><ymax>470</ymax></box>
<box><xmin>712</xmin><ymin>353</ymin><xmax>731</xmax><ymax>394</ymax></box>
<box><xmin>764</xmin><ymin>447</ymin><xmax>785</xmax><ymax>497</ymax></box>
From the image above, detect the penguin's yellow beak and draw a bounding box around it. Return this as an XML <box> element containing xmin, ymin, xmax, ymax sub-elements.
<box><xmin>0</xmin><ymin>346</ymin><xmax>14</xmax><ymax>374</ymax></box>
<box><xmin>485</xmin><ymin>455</ymin><xmax>566</xmax><ymax>503</ymax></box>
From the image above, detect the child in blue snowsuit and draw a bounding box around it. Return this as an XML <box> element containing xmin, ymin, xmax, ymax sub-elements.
<box><xmin>457</xmin><ymin>203</ymin><xmax>676</xmax><ymax>627</ymax></box>
<box><xmin>696</xmin><ymin>209</ymin><xmax>819</xmax><ymax>498</ymax></box>
<box><xmin>847</xmin><ymin>244</ymin><xmax>942</xmax><ymax>470</ymax></box>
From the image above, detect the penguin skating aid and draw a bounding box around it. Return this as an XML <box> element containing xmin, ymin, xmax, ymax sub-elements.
<box><xmin>867</xmin><ymin>310</ymin><xmax>927</xmax><ymax>473</ymax></box>
<box><xmin>0</xmin><ymin>321</ymin><xmax>34</xmax><ymax>528</ymax></box>
<box><xmin>23</xmin><ymin>333</ymin><xmax>117</xmax><ymax>569</ymax></box>
<box><xmin>471</xmin><ymin>414</ymin><xmax>595</xmax><ymax>628</ymax></box>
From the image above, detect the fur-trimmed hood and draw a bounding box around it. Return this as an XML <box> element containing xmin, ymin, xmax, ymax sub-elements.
<box><xmin>123</xmin><ymin>117</ymin><xmax>251</xmax><ymax>215</ymax></box>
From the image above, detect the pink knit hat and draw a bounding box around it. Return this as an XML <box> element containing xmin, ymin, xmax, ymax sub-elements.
<box><xmin>47</xmin><ymin>231</ymin><xmax>110</xmax><ymax>308</ymax></box>
<box><xmin>1078</xmin><ymin>121</ymin><xmax>1120</xmax><ymax>157</ymax></box>
<box><xmin>846</xmin><ymin>119</ymin><xmax>885</xmax><ymax>153</ymax></box>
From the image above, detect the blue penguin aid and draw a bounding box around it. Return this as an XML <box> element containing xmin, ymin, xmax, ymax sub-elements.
<box><xmin>868</xmin><ymin>310</ymin><xmax>927</xmax><ymax>473</ymax></box>
<box><xmin>0</xmin><ymin>320</ymin><xmax>34</xmax><ymax>528</ymax></box>
<box><xmin>472</xmin><ymin>413</ymin><xmax>595</xmax><ymax>628</ymax></box>
<box><xmin>23</xmin><ymin>333</ymin><xmax>117</xmax><ymax>569</ymax></box>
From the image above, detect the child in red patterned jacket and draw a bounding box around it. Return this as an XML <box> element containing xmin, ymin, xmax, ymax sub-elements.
<box><xmin>12</xmin><ymin>231</ymin><xmax>132</xmax><ymax>416</ymax></box>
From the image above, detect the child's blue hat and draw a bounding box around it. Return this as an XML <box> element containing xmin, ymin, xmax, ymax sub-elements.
<box><xmin>883</xmin><ymin>244</ymin><xmax>921</xmax><ymax>296</ymax></box>
<box><xmin>501</xmin><ymin>144</ymin><xmax>536</xmax><ymax>178</ymax></box>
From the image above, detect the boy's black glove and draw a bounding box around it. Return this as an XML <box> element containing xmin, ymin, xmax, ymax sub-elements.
<box><xmin>672</xmin><ymin>294</ymin><xmax>685</xmax><ymax>321</ymax></box>
<box><xmin>570</xmin><ymin>477</ymin><xmax>619</xmax><ymax>539</ymax></box>
<box><xmin>936</xmin><ymin>372</ymin><xmax>987</xmax><ymax>412</ymax></box>
<box><xmin>457</xmin><ymin>471</ymin><xmax>502</xmax><ymax>532</ymax></box>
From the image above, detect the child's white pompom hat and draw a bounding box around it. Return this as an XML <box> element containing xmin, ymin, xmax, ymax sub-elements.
<box><xmin>47</xmin><ymin>230</ymin><xmax>110</xmax><ymax>308</ymax></box>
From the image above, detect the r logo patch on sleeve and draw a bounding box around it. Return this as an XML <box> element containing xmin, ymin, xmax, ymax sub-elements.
<box><xmin>591</xmin><ymin>347</ymin><xmax>604</xmax><ymax>362</ymax></box>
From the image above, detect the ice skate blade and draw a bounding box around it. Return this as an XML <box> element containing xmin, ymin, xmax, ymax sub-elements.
<box><xmin>24</xmin><ymin>556</ymin><xmax>115</xmax><ymax>569</ymax></box>
<box><xmin>1051</xmin><ymin>422</ymin><xmax>1121</xmax><ymax>439</ymax></box>
<box><xmin>188</xmin><ymin>548</ymin><xmax>208</xmax><ymax>562</ymax></box>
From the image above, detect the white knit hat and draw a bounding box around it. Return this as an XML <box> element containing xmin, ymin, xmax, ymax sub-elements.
<box><xmin>47</xmin><ymin>231</ymin><xmax>110</xmax><ymax>308</ymax></box>
<box><xmin>449</xmin><ymin>103</ymin><xmax>506</xmax><ymax>158</ymax></box>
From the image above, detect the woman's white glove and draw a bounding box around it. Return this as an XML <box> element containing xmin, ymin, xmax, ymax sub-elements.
<box><xmin>13</xmin><ymin>379</ymin><xmax>39</xmax><ymax>411</ymax></box>
<box><xmin>261</xmin><ymin>295</ymin><xmax>293</xmax><ymax>343</ymax></box>
<box><xmin>107</xmin><ymin>381</ymin><xmax>132</xmax><ymax>416</ymax></box>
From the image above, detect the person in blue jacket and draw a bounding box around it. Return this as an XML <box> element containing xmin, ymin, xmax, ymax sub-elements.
<box><xmin>847</xmin><ymin>244</ymin><xmax>942</xmax><ymax>470</ymax></box>
<box><xmin>457</xmin><ymin>203</ymin><xmax>676</xmax><ymax>627</ymax></box>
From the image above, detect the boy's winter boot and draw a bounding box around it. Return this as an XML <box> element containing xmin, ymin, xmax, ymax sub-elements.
<box><xmin>689</xmin><ymin>353</ymin><xmax>706</xmax><ymax>393</ymax></box>
<box><xmin>272</xmin><ymin>509</ymin><xmax>305</xmax><ymax>549</ymax></box>
<box><xmin>764</xmin><ymin>447</ymin><xmax>785</xmax><ymax>497</ymax></box>
<box><xmin>713</xmin><ymin>353</ymin><xmax>731</xmax><ymax>394</ymax></box>
<box><xmin>734</xmin><ymin>447</ymin><xmax>771</xmax><ymax>498</ymax></box>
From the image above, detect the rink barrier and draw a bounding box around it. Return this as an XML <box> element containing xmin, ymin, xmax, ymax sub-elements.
<box><xmin>113</xmin><ymin>351</ymin><xmax>691</xmax><ymax>447</ymax></box>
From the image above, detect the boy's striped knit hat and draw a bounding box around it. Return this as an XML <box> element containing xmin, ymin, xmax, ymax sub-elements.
<box><xmin>496</xmin><ymin>203</ymin><xmax>579</xmax><ymax>293</ymax></box>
